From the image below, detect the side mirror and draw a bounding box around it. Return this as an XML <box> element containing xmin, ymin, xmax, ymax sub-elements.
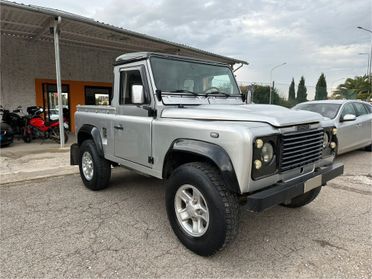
<box><xmin>341</xmin><ymin>114</ymin><xmax>356</xmax><ymax>122</ymax></box>
<box><xmin>131</xmin><ymin>85</ymin><xmax>145</xmax><ymax>104</ymax></box>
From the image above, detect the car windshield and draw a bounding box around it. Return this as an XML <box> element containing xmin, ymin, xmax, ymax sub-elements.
<box><xmin>294</xmin><ymin>103</ymin><xmax>341</xmax><ymax>119</ymax></box>
<box><xmin>150</xmin><ymin>57</ymin><xmax>240</xmax><ymax>96</ymax></box>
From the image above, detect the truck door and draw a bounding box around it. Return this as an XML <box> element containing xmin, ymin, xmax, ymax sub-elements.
<box><xmin>113</xmin><ymin>66</ymin><xmax>153</xmax><ymax>167</ymax></box>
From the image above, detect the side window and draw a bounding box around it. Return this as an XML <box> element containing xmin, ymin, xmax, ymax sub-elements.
<box><xmin>364</xmin><ymin>104</ymin><xmax>372</xmax><ymax>113</ymax></box>
<box><xmin>119</xmin><ymin>70</ymin><xmax>146</xmax><ymax>105</ymax></box>
<box><xmin>340</xmin><ymin>103</ymin><xmax>356</xmax><ymax>118</ymax></box>
<box><xmin>353</xmin><ymin>102</ymin><xmax>368</xmax><ymax>116</ymax></box>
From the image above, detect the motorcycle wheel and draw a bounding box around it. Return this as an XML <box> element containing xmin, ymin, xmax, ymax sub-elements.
<box><xmin>51</xmin><ymin>127</ymin><xmax>68</xmax><ymax>144</ymax></box>
<box><xmin>23</xmin><ymin>135</ymin><xmax>31</xmax><ymax>143</ymax></box>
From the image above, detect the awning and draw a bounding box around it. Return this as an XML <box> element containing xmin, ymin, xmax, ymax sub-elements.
<box><xmin>0</xmin><ymin>0</ymin><xmax>248</xmax><ymax>66</ymax></box>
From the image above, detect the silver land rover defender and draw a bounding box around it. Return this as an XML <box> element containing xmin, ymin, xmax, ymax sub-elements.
<box><xmin>70</xmin><ymin>52</ymin><xmax>344</xmax><ymax>256</ymax></box>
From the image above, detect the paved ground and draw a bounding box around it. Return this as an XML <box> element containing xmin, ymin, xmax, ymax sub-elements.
<box><xmin>0</xmin><ymin>150</ymin><xmax>371</xmax><ymax>278</ymax></box>
<box><xmin>0</xmin><ymin>136</ymin><xmax>77</xmax><ymax>184</ymax></box>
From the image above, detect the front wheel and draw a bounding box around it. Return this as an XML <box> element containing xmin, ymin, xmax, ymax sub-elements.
<box><xmin>79</xmin><ymin>139</ymin><xmax>111</xmax><ymax>191</ymax></box>
<box><xmin>165</xmin><ymin>162</ymin><xmax>239</xmax><ymax>256</ymax></box>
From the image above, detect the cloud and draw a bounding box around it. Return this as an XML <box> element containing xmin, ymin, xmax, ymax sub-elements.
<box><xmin>23</xmin><ymin>0</ymin><xmax>372</xmax><ymax>98</ymax></box>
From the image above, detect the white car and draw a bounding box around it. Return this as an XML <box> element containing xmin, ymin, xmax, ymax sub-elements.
<box><xmin>293</xmin><ymin>100</ymin><xmax>372</xmax><ymax>154</ymax></box>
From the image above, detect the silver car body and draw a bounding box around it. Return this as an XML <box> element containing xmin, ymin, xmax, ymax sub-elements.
<box><xmin>293</xmin><ymin>100</ymin><xmax>372</xmax><ymax>154</ymax></box>
<box><xmin>75</xmin><ymin>53</ymin><xmax>337</xmax><ymax>194</ymax></box>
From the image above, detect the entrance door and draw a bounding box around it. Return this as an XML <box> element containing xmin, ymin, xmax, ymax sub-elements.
<box><xmin>43</xmin><ymin>84</ymin><xmax>70</xmax><ymax>128</ymax></box>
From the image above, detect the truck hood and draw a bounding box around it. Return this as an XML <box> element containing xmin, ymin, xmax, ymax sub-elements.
<box><xmin>161</xmin><ymin>104</ymin><xmax>323</xmax><ymax>127</ymax></box>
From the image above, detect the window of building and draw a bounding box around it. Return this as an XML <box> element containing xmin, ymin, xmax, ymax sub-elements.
<box><xmin>85</xmin><ymin>86</ymin><xmax>112</xmax><ymax>105</ymax></box>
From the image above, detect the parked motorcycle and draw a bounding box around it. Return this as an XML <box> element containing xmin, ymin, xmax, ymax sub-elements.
<box><xmin>0</xmin><ymin>105</ymin><xmax>27</xmax><ymax>137</ymax></box>
<box><xmin>23</xmin><ymin>106</ymin><xmax>69</xmax><ymax>143</ymax></box>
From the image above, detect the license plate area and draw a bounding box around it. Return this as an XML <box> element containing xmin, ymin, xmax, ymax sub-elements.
<box><xmin>304</xmin><ymin>175</ymin><xmax>322</xmax><ymax>193</ymax></box>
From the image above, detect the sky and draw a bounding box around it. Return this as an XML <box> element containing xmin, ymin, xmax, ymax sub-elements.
<box><xmin>21</xmin><ymin>0</ymin><xmax>372</xmax><ymax>99</ymax></box>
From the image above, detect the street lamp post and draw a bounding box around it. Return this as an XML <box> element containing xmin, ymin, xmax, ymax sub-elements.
<box><xmin>269</xmin><ymin>62</ymin><xmax>286</xmax><ymax>104</ymax></box>
<box><xmin>357</xmin><ymin>26</ymin><xmax>372</xmax><ymax>100</ymax></box>
<box><xmin>358</xmin><ymin>52</ymin><xmax>370</xmax><ymax>76</ymax></box>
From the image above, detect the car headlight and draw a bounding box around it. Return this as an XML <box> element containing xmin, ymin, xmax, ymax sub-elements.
<box><xmin>261</xmin><ymin>142</ymin><xmax>274</xmax><ymax>163</ymax></box>
<box><xmin>252</xmin><ymin>136</ymin><xmax>279</xmax><ymax>180</ymax></box>
<box><xmin>323</xmin><ymin>132</ymin><xmax>329</xmax><ymax>148</ymax></box>
<box><xmin>322</xmin><ymin>127</ymin><xmax>337</xmax><ymax>158</ymax></box>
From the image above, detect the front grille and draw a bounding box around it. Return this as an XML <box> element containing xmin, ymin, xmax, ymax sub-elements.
<box><xmin>280</xmin><ymin>128</ymin><xmax>323</xmax><ymax>172</ymax></box>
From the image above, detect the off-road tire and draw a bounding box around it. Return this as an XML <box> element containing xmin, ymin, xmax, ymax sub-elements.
<box><xmin>282</xmin><ymin>186</ymin><xmax>321</xmax><ymax>208</ymax></box>
<box><xmin>165</xmin><ymin>162</ymin><xmax>239</xmax><ymax>256</ymax></box>
<box><xmin>79</xmin><ymin>139</ymin><xmax>111</xmax><ymax>191</ymax></box>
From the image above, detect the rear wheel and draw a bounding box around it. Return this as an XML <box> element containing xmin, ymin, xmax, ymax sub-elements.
<box><xmin>281</xmin><ymin>187</ymin><xmax>322</xmax><ymax>208</ymax></box>
<box><xmin>165</xmin><ymin>162</ymin><xmax>239</xmax><ymax>256</ymax></box>
<box><xmin>79</xmin><ymin>139</ymin><xmax>111</xmax><ymax>191</ymax></box>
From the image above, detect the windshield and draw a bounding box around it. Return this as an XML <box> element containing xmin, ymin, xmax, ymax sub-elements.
<box><xmin>294</xmin><ymin>103</ymin><xmax>341</xmax><ymax>119</ymax></box>
<box><xmin>150</xmin><ymin>57</ymin><xmax>240</xmax><ymax>95</ymax></box>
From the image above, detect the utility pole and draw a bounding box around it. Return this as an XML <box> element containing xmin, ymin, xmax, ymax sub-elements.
<box><xmin>53</xmin><ymin>16</ymin><xmax>64</xmax><ymax>148</ymax></box>
<box><xmin>357</xmin><ymin>26</ymin><xmax>372</xmax><ymax>100</ymax></box>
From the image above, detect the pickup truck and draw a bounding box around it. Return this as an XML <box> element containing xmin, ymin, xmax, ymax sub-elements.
<box><xmin>70</xmin><ymin>52</ymin><xmax>344</xmax><ymax>256</ymax></box>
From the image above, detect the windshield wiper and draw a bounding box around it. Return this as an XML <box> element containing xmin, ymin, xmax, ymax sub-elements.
<box><xmin>205</xmin><ymin>91</ymin><xmax>230</xmax><ymax>97</ymax></box>
<box><xmin>168</xmin><ymin>89</ymin><xmax>200</xmax><ymax>96</ymax></box>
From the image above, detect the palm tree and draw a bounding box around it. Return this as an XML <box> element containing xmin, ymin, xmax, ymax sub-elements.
<box><xmin>332</xmin><ymin>75</ymin><xmax>371</xmax><ymax>100</ymax></box>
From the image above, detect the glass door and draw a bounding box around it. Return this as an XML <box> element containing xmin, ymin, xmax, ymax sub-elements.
<box><xmin>43</xmin><ymin>84</ymin><xmax>70</xmax><ymax>128</ymax></box>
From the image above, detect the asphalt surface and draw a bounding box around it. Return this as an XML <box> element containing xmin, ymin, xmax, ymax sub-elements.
<box><xmin>1</xmin><ymin>150</ymin><xmax>371</xmax><ymax>278</ymax></box>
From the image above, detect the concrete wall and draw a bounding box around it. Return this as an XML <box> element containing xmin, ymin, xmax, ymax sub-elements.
<box><xmin>0</xmin><ymin>35</ymin><xmax>121</xmax><ymax>110</ymax></box>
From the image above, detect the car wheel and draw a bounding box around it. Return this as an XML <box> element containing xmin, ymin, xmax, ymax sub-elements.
<box><xmin>281</xmin><ymin>186</ymin><xmax>321</xmax><ymax>208</ymax></box>
<box><xmin>79</xmin><ymin>139</ymin><xmax>111</xmax><ymax>191</ymax></box>
<box><xmin>165</xmin><ymin>162</ymin><xmax>239</xmax><ymax>256</ymax></box>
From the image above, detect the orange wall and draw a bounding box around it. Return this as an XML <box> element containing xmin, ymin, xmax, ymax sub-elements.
<box><xmin>35</xmin><ymin>79</ymin><xmax>112</xmax><ymax>132</ymax></box>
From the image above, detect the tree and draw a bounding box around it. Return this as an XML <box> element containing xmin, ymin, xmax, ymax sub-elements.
<box><xmin>332</xmin><ymin>75</ymin><xmax>371</xmax><ymax>100</ymax></box>
<box><xmin>288</xmin><ymin>78</ymin><xmax>296</xmax><ymax>101</ymax></box>
<box><xmin>297</xmin><ymin>76</ymin><xmax>307</xmax><ymax>103</ymax></box>
<box><xmin>315</xmin><ymin>73</ymin><xmax>328</xmax><ymax>100</ymax></box>
<box><xmin>239</xmin><ymin>84</ymin><xmax>293</xmax><ymax>107</ymax></box>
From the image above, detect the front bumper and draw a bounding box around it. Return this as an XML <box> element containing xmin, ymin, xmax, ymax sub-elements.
<box><xmin>244</xmin><ymin>163</ymin><xmax>344</xmax><ymax>212</ymax></box>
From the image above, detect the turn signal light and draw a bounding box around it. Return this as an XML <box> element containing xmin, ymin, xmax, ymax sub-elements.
<box><xmin>330</xmin><ymin>142</ymin><xmax>337</xmax><ymax>149</ymax></box>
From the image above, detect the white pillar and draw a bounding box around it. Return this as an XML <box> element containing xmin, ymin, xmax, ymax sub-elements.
<box><xmin>53</xmin><ymin>16</ymin><xmax>65</xmax><ymax>148</ymax></box>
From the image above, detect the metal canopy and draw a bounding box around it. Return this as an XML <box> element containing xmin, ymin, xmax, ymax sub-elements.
<box><xmin>0</xmin><ymin>0</ymin><xmax>248</xmax><ymax>148</ymax></box>
<box><xmin>0</xmin><ymin>0</ymin><xmax>248</xmax><ymax>66</ymax></box>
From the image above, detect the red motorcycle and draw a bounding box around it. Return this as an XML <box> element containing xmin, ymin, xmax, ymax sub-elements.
<box><xmin>23</xmin><ymin>106</ymin><xmax>69</xmax><ymax>143</ymax></box>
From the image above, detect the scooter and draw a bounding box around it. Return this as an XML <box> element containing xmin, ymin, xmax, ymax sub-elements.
<box><xmin>23</xmin><ymin>106</ymin><xmax>69</xmax><ymax>143</ymax></box>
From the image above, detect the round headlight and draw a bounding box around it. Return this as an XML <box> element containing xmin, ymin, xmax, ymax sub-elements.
<box><xmin>261</xmin><ymin>142</ymin><xmax>274</xmax><ymax>163</ymax></box>
<box><xmin>323</xmin><ymin>132</ymin><xmax>329</xmax><ymax>148</ymax></box>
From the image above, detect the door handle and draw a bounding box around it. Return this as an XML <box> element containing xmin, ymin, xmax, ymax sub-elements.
<box><xmin>355</xmin><ymin>123</ymin><xmax>362</xmax><ymax>128</ymax></box>
<box><xmin>114</xmin><ymin>125</ymin><xmax>123</xmax><ymax>130</ymax></box>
